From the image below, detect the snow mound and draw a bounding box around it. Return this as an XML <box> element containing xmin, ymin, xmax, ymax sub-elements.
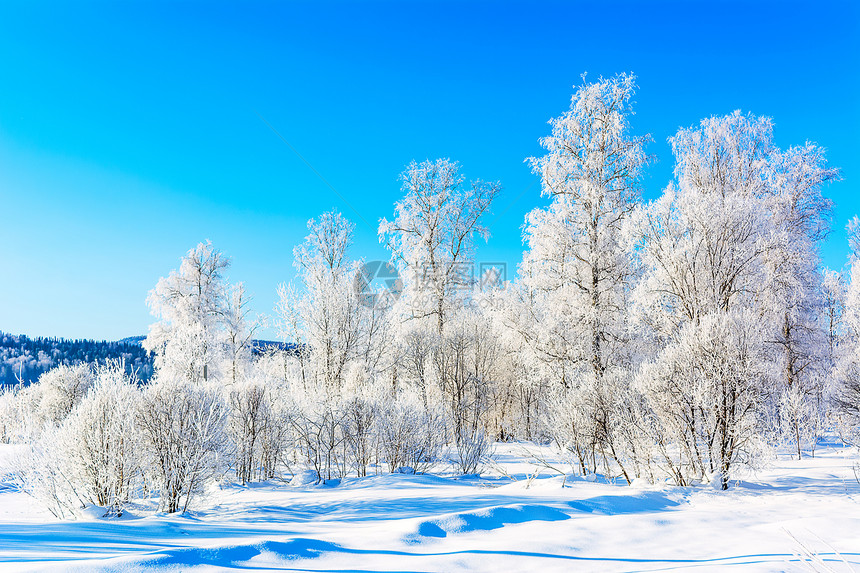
<box><xmin>630</xmin><ymin>477</ymin><xmax>650</xmax><ymax>488</ymax></box>
<box><xmin>408</xmin><ymin>503</ymin><xmax>570</xmax><ymax>541</ymax></box>
<box><xmin>79</xmin><ymin>505</ymin><xmax>141</xmax><ymax>520</ymax></box>
<box><xmin>289</xmin><ymin>470</ymin><xmax>320</xmax><ymax>487</ymax></box>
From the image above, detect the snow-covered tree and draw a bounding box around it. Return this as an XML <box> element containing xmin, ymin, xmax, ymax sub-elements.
<box><xmin>435</xmin><ymin>303</ymin><xmax>500</xmax><ymax>474</ymax></box>
<box><xmin>144</xmin><ymin>241</ymin><xmax>231</xmax><ymax>385</ymax></box>
<box><xmin>759</xmin><ymin>142</ymin><xmax>837</xmax><ymax>457</ymax></box>
<box><xmin>835</xmin><ymin>218</ymin><xmax>860</xmax><ymax>445</ymax></box>
<box><xmin>276</xmin><ymin>210</ymin><xmax>396</xmax><ymax>479</ymax></box>
<box><xmin>822</xmin><ymin>269</ymin><xmax>846</xmax><ymax>365</ymax></box>
<box><xmin>379</xmin><ymin>158</ymin><xmax>500</xmax><ymax>335</ymax></box>
<box><xmin>510</xmin><ymin>73</ymin><xmax>649</xmax><ymax>481</ymax></box>
<box><xmin>633</xmin><ymin>110</ymin><xmax>837</xmax><ymax>482</ymax></box>
<box><xmin>278</xmin><ymin>210</ymin><xmax>371</xmax><ymax>396</ymax></box>
<box><xmin>633</xmin><ymin>113</ymin><xmax>777</xmax><ymax>487</ymax></box>
<box><xmin>228</xmin><ymin>377</ymin><xmax>271</xmax><ymax>484</ymax></box>
<box><xmin>223</xmin><ymin>283</ymin><xmax>262</xmax><ymax>386</ymax></box>
<box><xmin>379</xmin><ymin>160</ymin><xmax>502</xmax><ymax>472</ymax></box>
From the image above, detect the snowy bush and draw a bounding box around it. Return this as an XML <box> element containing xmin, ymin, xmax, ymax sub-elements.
<box><xmin>3</xmin><ymin>364</ymin><xmax>96</xmax><ymax>443</ymax></box>
<box><xmin>35</xmin><ymin>363</ymin><xmax>95</xmax><ymax>427</ymax></box>
<box><xmin>227</xmin><ymin>378</ymin><xmax>271</xmax><ymax>484</ymax></box>
<box><xmin>56</xmin><ymin>363</ymin><xmax>142</xmax><ymax>515</ymax></box>
<box><xmin>16</xmin><ymin>429</ymin><xmax>82</xmax><ymax>518</ymax></box>
<box><xmin>376</xmin><ymin>389</ymin><xmax>444</xmax><ymax>474</ymax></box>
<box><xmin>452</xmin><ymin>428</ymin><xmax>491</xmax><ymax>475</ymax></box>
<box><xmin>284</xmin><ymin>393</ymin><xmax>348</xmax><ymax>482</ymax></box>
<box><xmin>137</xmin><ymin>378</ymin><xmax>230</xmax><ymax>513</ymax></box>
<box><xmin>255</xmin><ymin>379</ymin><xmax>294</xmax><ymax>480</ymax></box>
<box><xmin>17</xmin><ymin>362</ymin><xmax>141</xmax><ymax>517</ymax></box>
<box><xmin>341</xmin><ymin>392</ymin><xmax>379</xmax><ymax>478</ymax></box>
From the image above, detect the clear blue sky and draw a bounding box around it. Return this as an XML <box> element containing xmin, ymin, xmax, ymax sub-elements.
<box><xmin>1</xmin><ymin>0</ymin><xmax>858</xmax><ymax>340</ymax></box>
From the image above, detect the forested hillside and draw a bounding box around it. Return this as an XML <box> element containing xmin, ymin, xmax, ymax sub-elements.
<box><xmin>0</xmin><ymin>332</ymin><xmax>154</xmax><ymax>386</ymax></box>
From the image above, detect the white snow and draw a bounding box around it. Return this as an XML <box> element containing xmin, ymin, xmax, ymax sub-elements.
<box><xmin>0</xmin><ymin>441</ymin><xmax>858</xmax><ymax>572</ymax></box>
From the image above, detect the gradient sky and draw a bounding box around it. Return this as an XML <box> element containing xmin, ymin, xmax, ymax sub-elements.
<box><xmin>1</xmin><ymin>0</ymin><xmax>858</xmax><ymax>341</ymax></box>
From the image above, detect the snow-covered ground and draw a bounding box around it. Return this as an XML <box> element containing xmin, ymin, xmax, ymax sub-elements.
<box><xmin>0</xmin><ymin>442</ymin><xmax>858</xmax><ymax>572</ymax></box>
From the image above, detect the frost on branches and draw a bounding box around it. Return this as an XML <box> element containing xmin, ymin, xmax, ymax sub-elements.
<box><xmin>3</xmin><ymin>72</ymin><xmax>855</xmax><ymax>520</ymax></box>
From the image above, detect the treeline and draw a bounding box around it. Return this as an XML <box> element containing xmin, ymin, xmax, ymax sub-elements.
<box><xmin>0</xmin><ymin>333</ymin><xmax>294</xmax><ymax>388</ymax></box>
<box><xmin>2</xmin><ymin>73</ymin><xmax>859</xmax><ymax>518</ymax></box>
<box><xmin>0</xmin><ymin>332</ymin><xmax>154</xmax><ymax>386</ymax></box>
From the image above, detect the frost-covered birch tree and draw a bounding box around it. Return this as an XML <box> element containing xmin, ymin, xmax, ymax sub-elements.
<box><xmin>835</xmin><ymin>218</ymin><xmax>860</xmax><ymax>445</ymax></box>
<box><xmin>513</xmin><ymin>73</ymin><xmax>649</xmax><ymax>481</ymax></box>
<box><xmin>223</xmin><ymin>283</ymin><xmax>262</xmax><ymax>386</ymax></box>
<box><xmin>378</xmin><ymin>160</ymin><xmax>500</xmax><ymax>471</ymax></box>
<box><xmin>760</xmin><ymin>143</ymin><xmax>837</xmax><ymax>457</ymax></box>
<box><xmin>279</xmin><ymin>210</ymin><xmax>368</xmax><ymax>395</ymax></box>
<box><xmin>144</xmin><ymin>241</ymin><xmax>231</xmax><ymax>385</ymax></box>
<box><xmin>379</xmin><ymin>159</ymin><xmax>500</xmax><ymax>335</ymax></box>
<box><xmin>633</xmin><ymin>110</ymin><xmax>836</xmax><ymax>486</ymax></box>
<box><xmin>276</xmin><ymin>210</ymin><xmax>395</xmax><ymax>479</ymax></box>
<box><xmin>633</xmin><ymin>112</ymin><xmax>776</xmax><ymax>488</ymax></box>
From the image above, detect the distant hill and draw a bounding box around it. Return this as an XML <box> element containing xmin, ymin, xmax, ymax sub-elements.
<box><xmin>0</xmin><ymin>332</ymin><xmax>154</xmax><ymax>387</ymax></box>
<box><xmin>117</xmin><ymin>335</ymin><xmax>296</xmax><ymax>355</ymax></box>
<box><xmin>0</xmin><ymin>332</ymin><xmax>297</xmax><ymax>387</ymax></box>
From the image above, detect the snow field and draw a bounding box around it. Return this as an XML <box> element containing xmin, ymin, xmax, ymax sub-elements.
<box><xmin>0</xmin><ymin>442</ymin><xmax>858</xmax><ymax>572</ymax></box>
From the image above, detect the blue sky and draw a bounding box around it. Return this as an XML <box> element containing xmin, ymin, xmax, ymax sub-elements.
<box><xmin>1</xmin><ymin>0</ymin><xmax>858</xmax><ymax>340</ymax></box>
